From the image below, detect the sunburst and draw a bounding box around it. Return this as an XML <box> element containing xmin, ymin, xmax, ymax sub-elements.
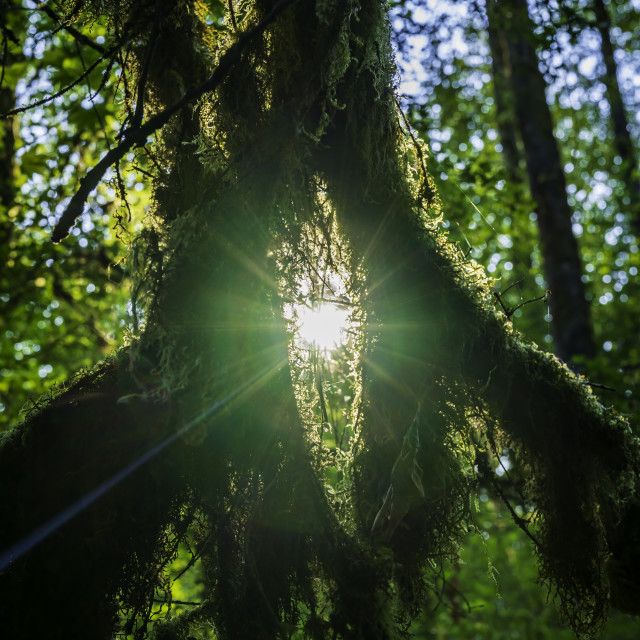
<box><xmin>296</xmin><ymin>302</ymin><xmax>350</xmax><ymax>352</ymax></box>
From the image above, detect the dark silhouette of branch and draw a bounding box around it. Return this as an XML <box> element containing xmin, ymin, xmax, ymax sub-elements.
<box><xmin>583</xmin><ymin>380</ymin><xmax>616</xmax><ymax>392</ymax></box>
<box><xmin>476</xmin><ymin>447</ymin><xmax>544</xmax><ymax>552</ymax></box>
<box><xmin>131</xmin><ymin>6</ymin><xmax>161</xmax><ymax>129</ymax></box>
<box><xmin>493</xmin><ymin>288</ymin><xmax>549</xmax><ymax>318</ymax></box>
<box><xmin>52</xmin><ymin>0</ymin><xmax>299</xmax><ymax>243</ymax></box>
<box><xmin>1</xmin><ymin>45</ymin><xmax>118</xmax><ymax>118</ymax></box>
<box><xmin>38</xmin><ymin>4</ymin><xmax>107</xmax><ymax>55</ymax></box>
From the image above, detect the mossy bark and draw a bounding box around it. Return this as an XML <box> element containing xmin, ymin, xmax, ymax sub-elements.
<box><xmin>1</xmin><ymin>1</ymin><xmax>639</xmax><ymax>639</ymax></box>
<box><xmin>0</xmin><ymin>356</ymin><xmax>183</xmax><ymax>639</ymax></box>
<box><xmin>315</xmin><ymin>0</ymin><xmax>640</xmax><ymax>630</ymax></box>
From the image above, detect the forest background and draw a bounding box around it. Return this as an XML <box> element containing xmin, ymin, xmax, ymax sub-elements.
<box><xmin>1</xmin><ymin>0</ymin><xmax>640</xmax><ymax>638</ymax></box>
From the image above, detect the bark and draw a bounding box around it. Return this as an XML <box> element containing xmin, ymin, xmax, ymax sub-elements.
<box><xmin>0</xmin><ymin>0</ymin><xmax>19</xmax><ymax>259</ymax></box>
<box><xmin>486</xmin><ymin>0</ymin><xmax>595</xmax><ymax>364</ymax></box>
<box><xmin>316</xmin><ymin>3</ymin><xmax>640</xmax><ymax>627</ymax></box>
<box><xmin>0</xmin><ymin>357</ymin><xmax>184</xmax><ymax>639</ymax></box>
<box><xmin>0</xmin><ymin>85</ymin><xmax>16</xmax><ymax>296</ymax></box>
<box><xmin>1</xmin><ymin>2</ymin><xmax>640</xmax><ymax>638</ymax></box>
<box><xmin>323</xmin><ymin>89</ymin><xmax>640</xmax><ymax>624</ymax></box>
<box><xmin>593</xmin><ymin>0</ymin><xmax>640</xmax><ymax>233</ymax></box>
<box><xmin>0</xmin><ymin>87</ymin><xmax>16</xmax><ymax>222</ymax></box>
<box><xmin>486</xmin><ymin>8</ymin><xmax>521</xmax><ymax>181</ymax></box>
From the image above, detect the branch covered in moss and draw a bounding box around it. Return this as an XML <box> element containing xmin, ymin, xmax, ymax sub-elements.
<box><xmin>52</xmin><ymin>0</ymin><xmax>299</xmax><ymax>244</ymax></box>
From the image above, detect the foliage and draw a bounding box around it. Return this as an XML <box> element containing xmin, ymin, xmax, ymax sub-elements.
<box><xmin>1</xmin><ymin>1</ymin><xmax>640</xmax><ymax>640</ymax></box>
<box><xmin>0</xmin><ymin>1</ymin><xmax>138</xmax><ymax>429</ymax></box>
<box><xmin>393</xmin><ymin>0</ymin><xmax>640</xmax><ymax>422</ymax></box>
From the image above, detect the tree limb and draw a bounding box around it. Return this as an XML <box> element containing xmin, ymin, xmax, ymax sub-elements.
<box><xmin>1</xmin><ymin>45</ymin><xmax>118</xmax><ymax>118</ymax></box>
<box><xmin>52</xmin><ymin>0</ymin><xmax>299</xmax><ymax>244</ymax></box>
<box><xmin>38</xmin><ymin>3</ymin><xmax>107</xmax><ymax>55</ymax></box>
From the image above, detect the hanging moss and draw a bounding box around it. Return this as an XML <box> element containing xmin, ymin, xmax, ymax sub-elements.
<box><xmin>2</xmin><ymin>1</ymin><xmax>640</xmax><ymax>639</ymax></box>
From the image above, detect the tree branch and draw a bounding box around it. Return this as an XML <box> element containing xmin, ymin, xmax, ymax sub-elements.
<box><xmin>38</xmin><ymin>3</ymin><xmax>107</xmax><ymax>55</ymax></box>
<box><xmin>52</xmin><ymin>0</ymin><xmax>299</xmax><ymax>244</ymax></box>
<box><xmin>1</xmin><ymin>46</ymin><xmax>117</xmax><ymax>118</ymax></box>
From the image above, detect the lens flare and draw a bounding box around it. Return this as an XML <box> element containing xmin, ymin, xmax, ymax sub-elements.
<box><xmin>0</xmin><ymin>361</ymin><xmax>282</xmax><ymax>571</ymax></box>
<box><xmin>297</xmin><ymin>302</ymin><xmax>350</xmax><ymax>352</ymax></box>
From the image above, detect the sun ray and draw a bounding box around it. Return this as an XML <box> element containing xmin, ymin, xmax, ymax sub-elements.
<box><xmin>0</xmin><ymin>359</ymin><xmax>284</xmax><ymax>572</ymax></box>
<box><xmin>296</xmin><ymin>302</ymin><xmax>351</xmax><ymax>352</ymax></box>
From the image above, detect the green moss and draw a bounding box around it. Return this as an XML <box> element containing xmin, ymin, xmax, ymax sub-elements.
<box><xmin>116</xmin><ymin>0</ymin><xmax>640</xmax><ymax>635</ymax></box>
<box><xmin>4</xmin><ymin>1</ymin><xmax>639</xmax><ymax>638</ymax></box>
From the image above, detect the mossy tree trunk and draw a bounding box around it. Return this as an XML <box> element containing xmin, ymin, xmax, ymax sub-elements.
<box><xmin>1</xmin><ymin>1</ymin><xmax>639</xmax><ymax>639</ymax></box>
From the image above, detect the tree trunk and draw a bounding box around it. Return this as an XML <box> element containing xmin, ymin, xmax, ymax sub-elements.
<box><xmin>486</xmin><ymin>8</ymin><xmax>522</xmax><ymax>181</ymax></box>
<box><xmin>0</xmin><ymin>4</ymin><xmax>401</xmax><ymax>637</ymax></box>
<box><xmin>0</xmin><ymin>0</ymin><xmax>19</xmax><ymax>284</ymax></box>
<box><xmin>593</xmin><ymin>0</ymin><xmax>640</xmax><ymax>233</ymax></box>
<box><xmin>486</xmin><ymin>0</ymin><xmax>595</xmax><ymax>364</ymax></box>
<box><xmin>1</xmin><ymin>1</ymin><xmax>639</xmax><ymax>638</ymax></box>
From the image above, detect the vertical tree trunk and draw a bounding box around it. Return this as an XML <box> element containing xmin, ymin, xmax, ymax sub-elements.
<box><xmin>0</xmin><ymin>86</ymin><xmax>16</xmax><ymax>297</ymax></box>
<box><xmin>487</xmin><ymin>0</ymin><xmax>595</xmax><ymax>363</ymax></box>
<box><xmin>0</xmin><ymin>0</ymin><xmax>19</xmax><ymax>260</ymax></box>
<box><xmin>0</xmin><ymin>87</ymin><xmax>16</xmax><ymax>224</ymax></box>
<box><xmin>486</xmin><ymin>9</ymin><xmax>521</xmax><ymax>181</ymax></box>
<box><xmin>593</xmin><ymin>0</ymin><xmax>640</xmax><ymax>233</ymax></box>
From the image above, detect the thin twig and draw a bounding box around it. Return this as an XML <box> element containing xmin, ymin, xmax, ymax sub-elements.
<box><xmin>493</xmin><ymin>291</ymin><xmax>510</xmax><ymax>316</ymax></box>
<box><xmin>500</xmin><ymin>277</ymin><xmax>525</xmax><ymax>296</ymax></box>
<box><xmin>42</xmin><ymin>0</ymin><xmax>84</xmax><ymax>40</ymax></box>
<box><xmin>492</xmin><ymin>475</ymin><xmax>543</xmax><ymax>551</ymax></box>
<box><xmin>2</xmin><ymin>46</ymin><xmax>117</xmax><ymax>118</ymax></box>
<box><xmin>314</xmin><ymin>350</ymin><xmax>330</xmax><ymax>429</ymax></box>
<box><xmin>477</xmin><ymin>446</ymin><xmax>543</xmax><ymax>551</ymax></box>
<box><xmin>311</xmin><ymin>295</ymin><xmax>353</xmax><ymax>307</ymax></box>
<box><xmin>509</xmin><ymin>291</ymin><xmax>549</xmax><ymax>316</ymax></box>
<box><xmin>583</xmin><ymin>380</ymin><xmax>616</xmax><ymax>392</ymax></box>
<box><xmin>52</xmin><ymin>0</ymin><xmax>299</xmax><ymax>243</ymax></box>
<box><xmin>494</xmin><ymin>289</ymin><xmax>549</xmax><ymax>318</ymax></box>
<box><xmin>114</xmin><ymin>159</ymin><xmax>133</xmax><ymax>225</ymax></box>
<box><xmin>486</xmin><ymin>432</ymin><xmax>528</xmax><ymax>507</ymax></box>
<box><xmin>75</xmin><ymin>40</ymin><xmax>108</xmax><ymax>134</ymax></box>
<box><xmin>38</xmin><ymin>3</ymin><xmax>107</xmax><ymax>54</ymax></box>
<box><xmin>170</xmin><ymin>531</ymin><xmax>213</xmax><ymax>585</ymax></box>
<box><xmin>131</xmin><ymin>163</ymin><xmax>156</xmax><ymax>179</ymax></box>
<box><xmin>89</xmin><ymin>49</ymin><xmax>118</xmax><ymax>102</ymax></box>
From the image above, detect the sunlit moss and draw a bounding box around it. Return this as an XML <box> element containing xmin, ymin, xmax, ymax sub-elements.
<box><xmin>3</xmin><ymin>1</ymin><xmax>640</xmax><ymax>639</ymax></box>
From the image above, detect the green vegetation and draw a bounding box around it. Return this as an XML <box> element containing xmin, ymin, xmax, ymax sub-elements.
<box><xmin>1</xmin><ymin>1</ymin><xmax>639</xmax><ymax>639</ymax></box>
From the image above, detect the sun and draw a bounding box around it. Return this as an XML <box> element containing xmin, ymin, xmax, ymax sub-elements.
<box><xmin>296</xmin><ymin>302</ymin><xmax>350</xmax><ymax>352</ymax></box>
